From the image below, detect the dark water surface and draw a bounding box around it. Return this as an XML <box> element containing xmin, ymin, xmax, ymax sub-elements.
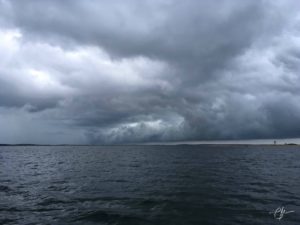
<box><xmin>1</xmin><ymin>145</ymin><xmax>300</xmax><ymax>225</ymax></box>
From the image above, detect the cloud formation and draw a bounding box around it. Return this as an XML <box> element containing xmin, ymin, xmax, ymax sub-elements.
<box><xmin>1</xmin><ymin>0</ymin><xmax>300</xmax><ymax>144</ymax></box>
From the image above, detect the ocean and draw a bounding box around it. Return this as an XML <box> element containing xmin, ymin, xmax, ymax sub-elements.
<box><xmin>1</xmin><ymin>145</ymin><xmax>299</xmax><ymax>224</ymax></box>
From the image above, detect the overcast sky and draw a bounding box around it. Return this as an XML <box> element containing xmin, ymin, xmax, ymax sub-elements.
<box><xmin>1</xmin><ymin>0</ymin><xmax>300</xmax><ymax>144</ymax></box>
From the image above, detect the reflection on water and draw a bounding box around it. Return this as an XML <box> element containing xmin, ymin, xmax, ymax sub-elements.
<box><xmin>0</xmin><ymin>145</ymin><xmax>300</xmax><ymax>224</ymax></box>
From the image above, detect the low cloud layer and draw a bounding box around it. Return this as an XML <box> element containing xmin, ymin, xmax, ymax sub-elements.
<box><xmin>1</xmin><ymin>0</ymin><xmax>300</xmax><ymax>144</ymax></box>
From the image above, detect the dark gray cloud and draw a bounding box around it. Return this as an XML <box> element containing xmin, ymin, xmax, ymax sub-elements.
<box><xmin>3</xmin><ymin>0</ymin><xmax>270</xmax><ymax>81</ymax></box>
<box><xmin>1</xmin><ymin>0</ymin><xmax>300</xmax><ymax>144</ymax></box>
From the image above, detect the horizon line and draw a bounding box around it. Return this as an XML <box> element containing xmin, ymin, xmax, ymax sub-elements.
<box><xmin>1</xmin><ymin>137</ymin><xmax>300</xmax><ymax>147</ymax></box>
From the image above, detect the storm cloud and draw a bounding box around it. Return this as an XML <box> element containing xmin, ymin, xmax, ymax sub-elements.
<box><xmin>1</xmin><ymin>0</ymin><xmax>300</xmax><ymax>144</ymax></box>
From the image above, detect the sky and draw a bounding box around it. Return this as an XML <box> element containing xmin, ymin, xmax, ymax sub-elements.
<box><xmin>1</xmin><ymin>0</ymin><xmax>300</xmax><ymax>144</ymax></box>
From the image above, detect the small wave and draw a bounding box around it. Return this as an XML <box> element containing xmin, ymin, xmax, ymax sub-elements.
<box><xmin>73</xmin><ymin>196</ymin><xmax>131</xmax><ymax>203</ymax></box>
<box><xmin>37</xmin><ymin>198</ymin><xmax>74</xmax><ymax>206</ymax></box>
<box><xmin>0</xmin><ymin>185</ymin><xmax>13</xmax><ymax>193</ymax></box>
<box><xmin>74</xmin><ymin>210</ymin><xmax>150</xmax><ymax>224</ymax></box>
<box><xmin>0</xmin><ymin>207</ymin><xmax>20</xmax><ymax>212</ymax></box>
<box><xmin>104</xmin><ymin>179</ymin><xmax>128</xmax><ymax>183</ymax></box>
<box><xmin>0</xmin><ymin>218</ymin><xmax>16</xmax><ymax>224</ymax></box>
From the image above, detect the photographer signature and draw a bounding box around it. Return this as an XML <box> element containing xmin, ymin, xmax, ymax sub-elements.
<box><xmin>269</xmin><ymin>206</ymin><xmax>294</xmax><ymax>220</ymax></box>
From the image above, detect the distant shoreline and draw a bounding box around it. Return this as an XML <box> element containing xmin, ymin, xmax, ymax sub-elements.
<box><xmin>0</xmin><ymin>143</ymin><xmax>299</xmax><ymax>147</ymax></box>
